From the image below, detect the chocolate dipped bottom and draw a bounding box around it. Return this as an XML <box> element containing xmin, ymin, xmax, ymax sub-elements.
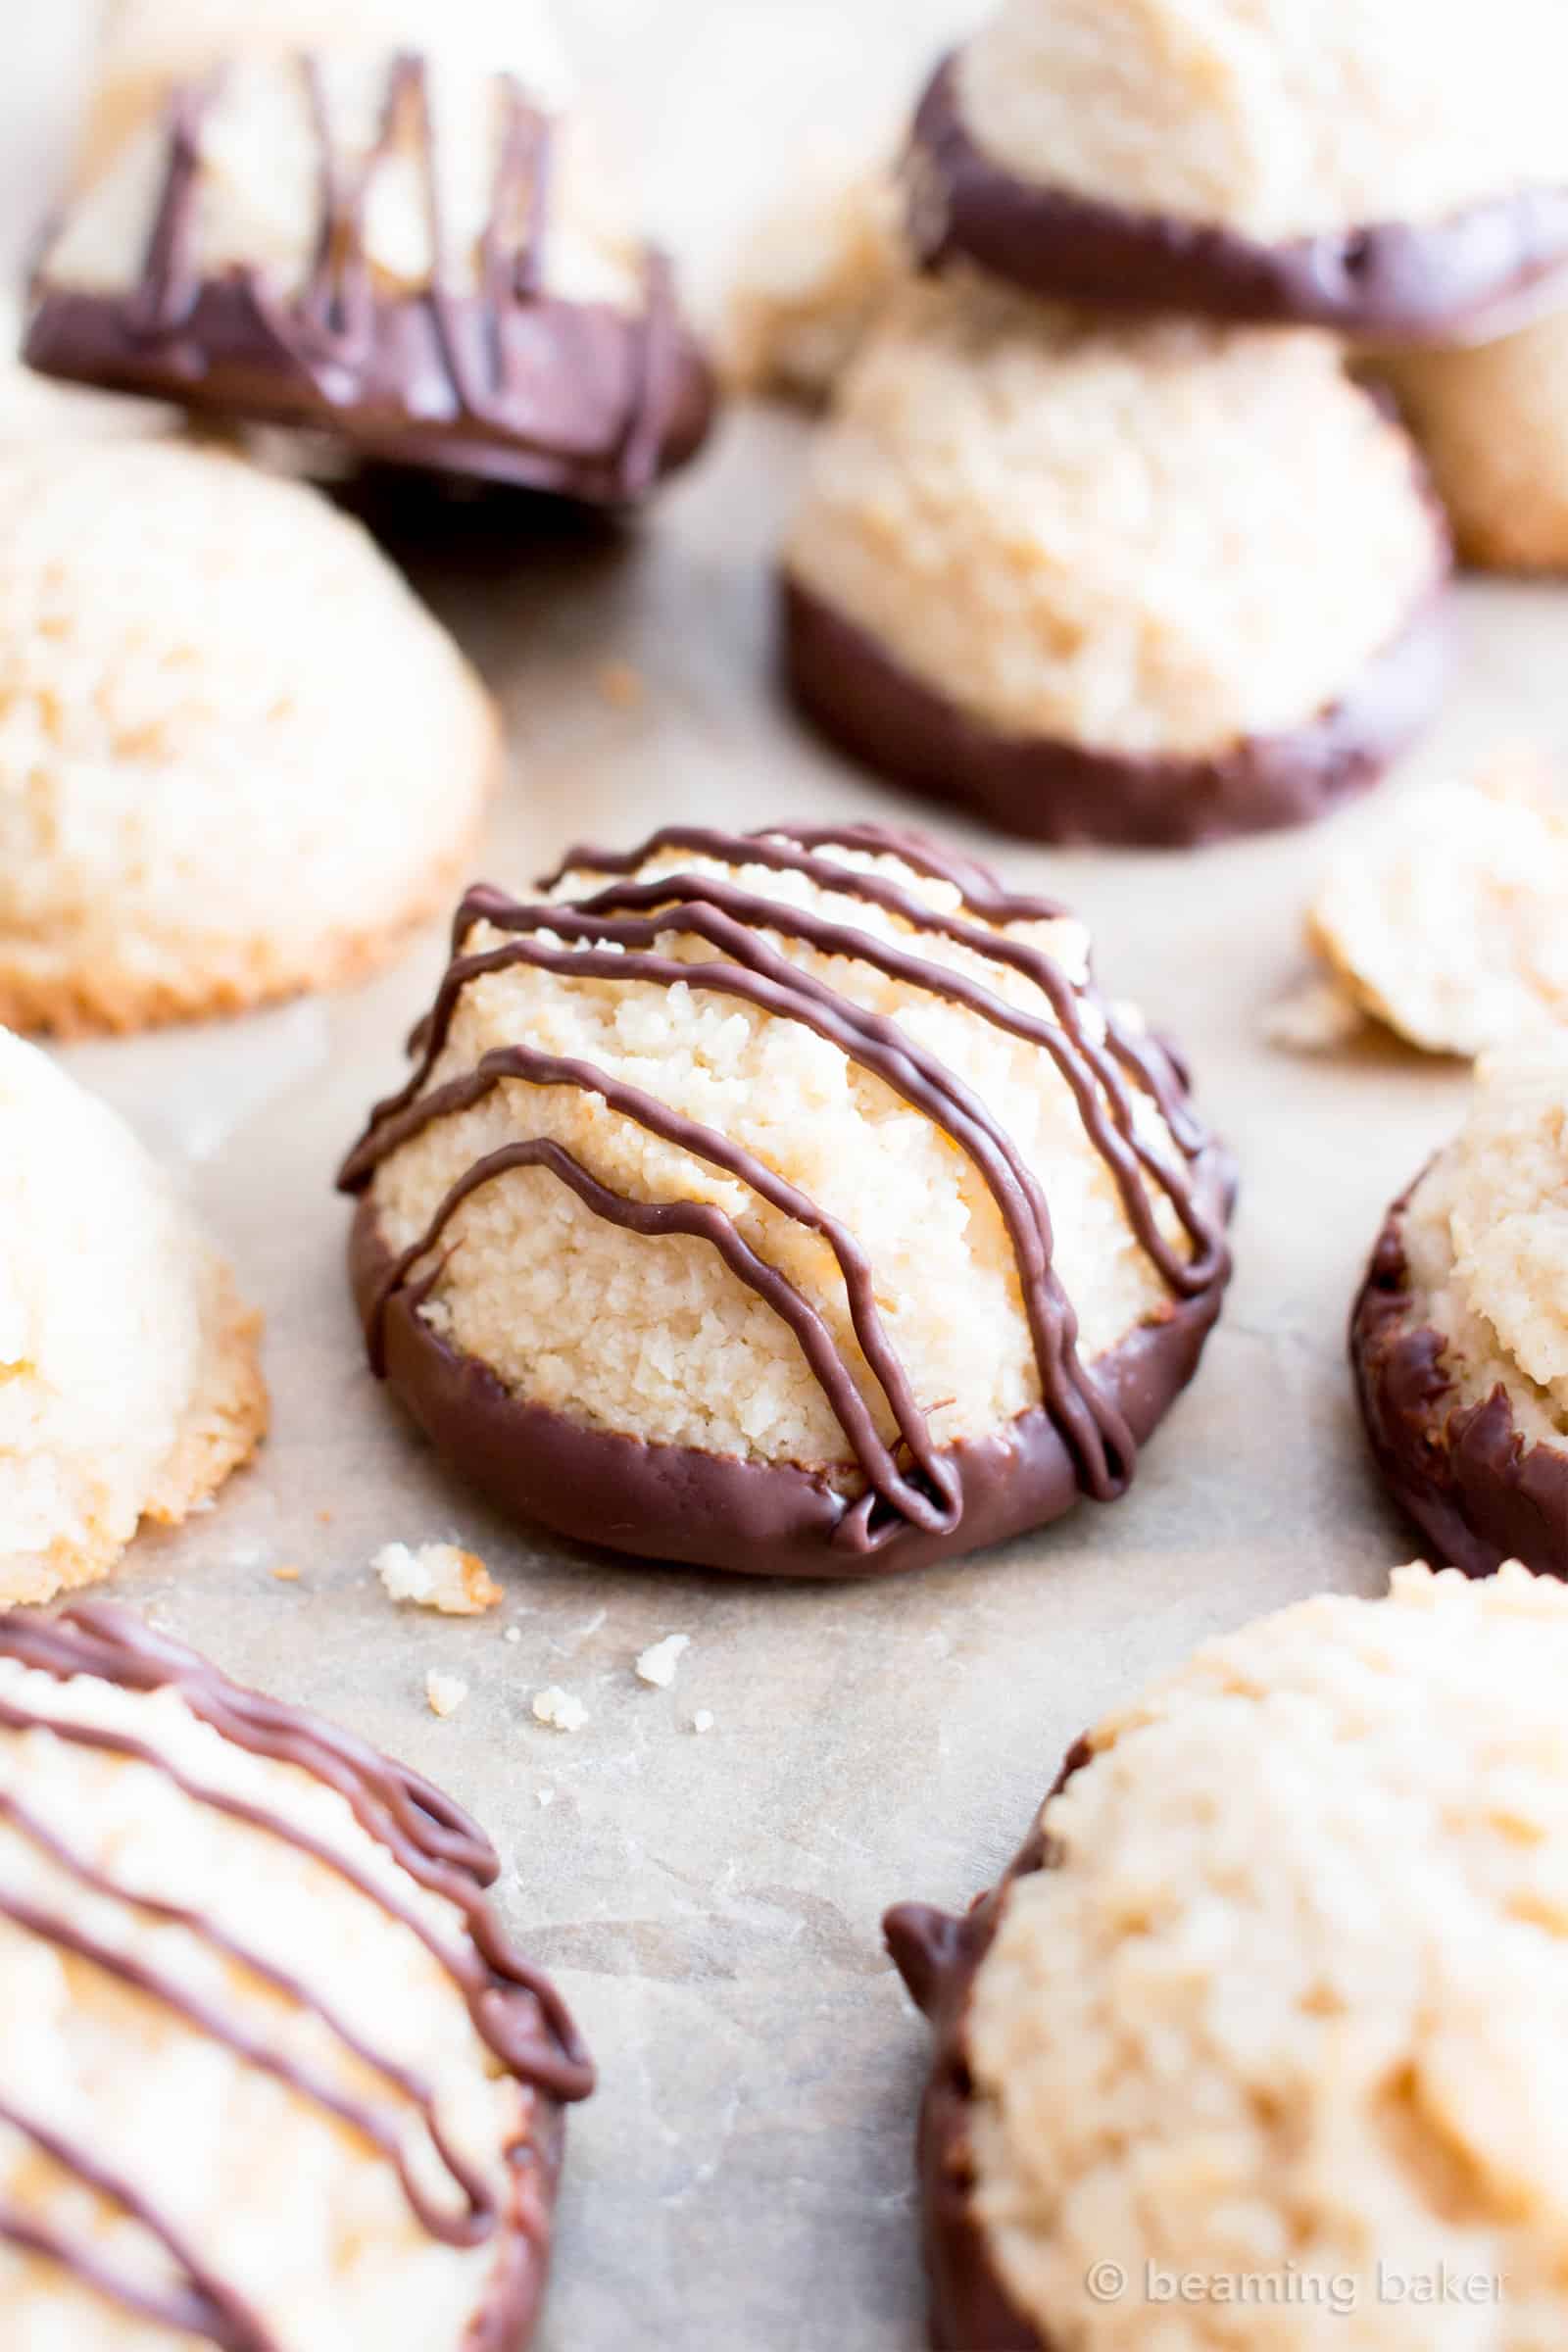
<box><xmin>883</xmin><ymin>1747</ymin><xmax>1088</xmax><ymax>2352</ymax></box>
<box><xmin>0</xmin><ymin>1603</ymin><xmax>593</xmax><ymax>2350</ymax></box>
<box><xmin>782</xmin><ymin>575</ymin><xmax>1448</xmax><ymax>851</ymax></box>
<box><xmin>25</xmin><ymin>59</ymin><xmax>715</xmax><ymax>504</ymax></box>
<box><xmin>340</xmin><ymin>824</ymin><xmax>1235</xmax><ymax>1579</ymax></box>
<box><xmin>906</xmin><ymin>55</ymin><xmax>1568</xmax><ymax>339</ymax></box>
<box><xmin>1351</xmin><ymin>1209</ymin><xmax>1568</xmax><ymax>1580</ymax></box>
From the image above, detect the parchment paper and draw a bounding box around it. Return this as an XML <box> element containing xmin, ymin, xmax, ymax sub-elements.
<box><xmin>8</xmin><ymin>8</ymin><xmax>1568</xmax><ymax>2347</ymax></box>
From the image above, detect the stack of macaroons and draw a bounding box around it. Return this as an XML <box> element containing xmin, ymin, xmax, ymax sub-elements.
<box><xmin>26</xmin><ymin>0</ymin><xmax>716</xmax><ymax>503</ymax></box>
<box><xmin>0</xmin><ymin>1602</ymin><xmax>591</xmax><ymax>2349</ymax></box>
<box><xmin>0</xmin><ymin>1027</ymin><xmax>265</xmax><ymax>1606</ymax></box>
<box><xmin>771</xmin><ymin>0</ymin><xmax>1568</xmax><ymax>839</ymax></box>
<box><xmin>339</xmin><ymin>822</ymin><xmax>1234</xmax><ymax>1577</ymax></box>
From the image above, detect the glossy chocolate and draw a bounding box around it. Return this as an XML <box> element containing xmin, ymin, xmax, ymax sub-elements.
<box><xmin>0</xmin><ymin>1604</ymin><xmax>593</xmax><ymax>2349</ymax></box>
<box><xmin>906</xmin><ymin>54</ymin><xmax>1568</xmax><ymax>339</ymax></box>
<box><xmin>884</xmin><ymin>1740</ymin><xmax>1094</xmax><ymax>2352</ymax></box>
<box><xmin>1351</xmin><ymin>1207</ymin><xmax>1568</xmax><ymax>1579</ymax></box>
<box><xmin>782</xmin><ymin>575</ymin><xmax>1448</xmax><ymax>850</ymax></box>
<box><xmin>24</xmin><ymin>58</ymin><xmax>714</xmax><ymax>503</ymax></box>
<box><xmin>339</xmin><ymin>823</ymin><xmax>1234</xmax><ymax>1577</ymax></box>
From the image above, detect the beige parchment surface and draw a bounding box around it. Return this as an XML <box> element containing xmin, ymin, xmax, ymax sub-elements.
<box><xmin>7</xmin><ymin>6</ymin><xmax>1568</xmax><ymax>2347</ymax></box>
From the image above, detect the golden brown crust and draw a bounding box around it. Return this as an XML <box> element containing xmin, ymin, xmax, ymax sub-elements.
<box><xmin>0</xmin><ymin>1254</ymin><xmax>269</xmax><ymax>1609</ymax></box>
<box><xmin>0</xmin><ymin>720</ymin><xmax>498</xmax><ymax>1040</ymax></box>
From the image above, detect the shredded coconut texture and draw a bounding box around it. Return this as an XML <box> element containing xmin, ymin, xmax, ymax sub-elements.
<box><xmin>967</xmin><ymin>1561</ymin><xmax>1568</xmax><ymax>2349</ymax></box>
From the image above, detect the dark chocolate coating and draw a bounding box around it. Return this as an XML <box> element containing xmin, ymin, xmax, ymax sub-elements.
<box><xmin>883</xmin><ymin>1740</ymin><xmax>1094</xmax><ymax>2352</ymax></box>
<box><xmin>338</xmin><ymin>822</ymin><xmax>1235</xmax><ymax>1578</ymax></box>
<box><xmin>349</xmin><ymin>1191</ymin><xmax>1230</xmax><ymax>1579</ymax></box>
<box><xmin>1351</xmin><ymin>1205</ymin><xmax>1568</xmax><ymax>1579</ymax></box>
<box><xmin>0</xmin><ymin>1604</ymin><xmax>593</xmax><ymax>2350</ymax></box>
<box><xmin>24</xmin><ymin>60</ymin><xmax>715</xmax><ymax>505</ymax></box>
<box><xmin>781</xmin><ymin>575</ymin><xmax>1449</xmax><ymax>850</ymax></box>
<box><xmin>906</xmin><ymin>55</ymin><xmax>1568</xmax><ymax>339</ymax></box>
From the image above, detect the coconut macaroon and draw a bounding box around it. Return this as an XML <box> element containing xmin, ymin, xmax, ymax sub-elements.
<box><xmin>0</xmin><ymin>1602</ymin><xmax>592</xmax><ymax>2347</ymax></box>
<box><xmin>1375</xmin><ymin>314</ymin><xmax>1568</xmax><ymax>572</ymax></box>
<box><xmin>1353</xmin><ymin>1035</ymin><xmax>1568</xmax><ymax>1580</ymax></box>
<box><xmin>0</xmin><ymin>1029</ymin><xmax>265</xmax><ymax>1605</ymax></box>
<box><xmin>1293</xmin><ymin>752</ymin><xmax>1568</xmax><ymax>1058</ymax></box>
<box><xmin>0</xmin><ymin>437</ymin><xmax>497</xmax><ymax>1036</ymax></box>
<box><xmin>781</xmin><ymin>280</ymin><xmax>1447</xmax><ymax>848</ymax></box>
<box><xmin>338</xmin><ymin>821</ymin><xmax>1234</xmax><ymax>1579</ymax></box>
<box><xmin>887</xmin><ymin>1561</ymin><xmax>1568</xmax><ymax>2351</ymax></box>
<box><xmin>29</xmin><ymin>22</ymin><xmax>715</xmax><ymax>502</ymax></box>
<box><xmin>726</xmin><ymin>154</ymin><xmax>906</xmax><ymax>405</ymax></box>
<box><xmin>906</xmin><ymin>0</ymin><xmax>1568</xmax><ymax>334</ymax></box>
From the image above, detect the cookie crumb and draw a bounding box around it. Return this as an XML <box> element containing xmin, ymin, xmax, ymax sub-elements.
<box><xmin>373</xmin><ymin>1541</ymin><xmax>502</xmax><ymax>1616</ymax></box>
<box><xmin>425</xmin><ymin>1671</ymin><xmax>467</xmax><ymax>1719</ymax></box>
<box><xmin>690</xmin><ymin>1709</ymin><xmax>715</xmax><ymax>1736</ymax></box>
<box><xmin>1300</xmin><ymin>748</ymin><xmax>1568</xmax><ymax>1057</ymax></box>
<box><xmin>634</xmin><ymin>1633</ymin><xmax>690</xmax><ymax>1689</ymax></box>
<box><xmin>531</xmin><ymin>1686</ymin><xmax>588</xmax><ymax>1733</ymax></box>
<box><xmin>536</xmin><ymin>1788</ymin><xmax>556</xmax><ymax>1808</ymax></box>
<box><xmin>1263</xmin><ymin>974</ymin><xmax>1366</xmax><ymax>1053</ymax></box>
<box><xmin>596</xmin><ymin>659</ymin><xmax>644</xmax><ymax>710</ymax></box>
<box><xmin>270</xmin><ymin>1564</ymin><xmax>302</xmax><ymax>1583</ymax></box>
<box><xmin>503</xmin><ymin>1625</ymin><xmax>522</xmax><ymax>1645</ymax></box>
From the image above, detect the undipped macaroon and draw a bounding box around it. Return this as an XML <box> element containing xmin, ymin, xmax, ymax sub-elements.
<box><xmin>29</xmin><ymin>6</ymin><xmax>715</xmax><ymax>503</ymax></box>
<box><xmin>338</xmin><ymin>821</ymin><xmax>1234</xmax><ymax>1579</ymax></box>
<box><xmin>0</xmin><ymin>1028</ymin><xmax>266</xmax><ymax>1604</ymax></box>
<box><xmin>0</xmin><ymin>437</ymin><xmax>497</xmax><ymax>1035</ymax></box>
<box><xmin>887</xmin><ymin>1561</ymin><xmax>1568</xmax><ymax>2350</ymax></box>
<box><xmin>1375</xmin><ymin>313</ymin><xmax>1568</xmax><ymax>572</ymax></box>
<box><xmin>0</xmin><ymin>1600</ymin><xmax>593</xmax><ymax>2347</ymax></box>
<box><xmin>905</xmin><ymin>0</ymin><xmax>1568</xmax><ymax>336</ymax></box>
<box><xmin>781</xmin><ymin>279</ymin><xmax>1448</xmax><ymax>847</ymax></box>
<box><xmin>1353</xmin><ymin>1034</ymin><xmax>1568</xmax><ymax>1580</ymax></box>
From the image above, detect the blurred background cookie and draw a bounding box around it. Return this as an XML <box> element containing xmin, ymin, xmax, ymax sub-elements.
<box><xmin>339</xmin><ymin>821</ymin><xmax>1233</xmax><ymax>1578</ymax></box>
<box><xmin>0</xmin><ymin>1600</ymin><xmax>592</xmax><ymax>2344</ymax></box>
<box><xmin>906</xmin><ymin>0</ymin><xmax>1568</xmax><ymax>335</ymax></box>
<box><xmin>780</xmin><ymin>280</ymin><xmax>1448</xmax><ymax>846</ymax></box>
<box><xmin>724</xmin><ymin>149</ymin><xmax>906</xmax><ymax>407</ymax></box>
<box><xmin>29</xmin><ymin>13</ymin><xmax>715</xmax><ymax>502</ymax></box>
<box><xmin>1375</xmin><ymin>314</ymin><xmax>1568</xmax><ymax>572</ymax></box>
<box><xmin>0</xmin><ymin>438</ymin><xmax>497</xmax><ymax>1036</ymax></box>
<box><xmin>0</xmin><ymin>1028</ymin><xmax>265</xmax><ymax>1604</ymax></box>
<box><xmin>888</xmin><ymin>1562</ymin><xmax>1568</xmax><ymax>2349</ymax></box>
<box><xmin>1353</xmin><ymin>1036</ymin><xmax>1568</xmax><ymax>1580</ymax></box>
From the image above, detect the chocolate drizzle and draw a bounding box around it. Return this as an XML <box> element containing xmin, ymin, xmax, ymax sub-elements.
<box><xmin>339</xmin><ymin>824</ymin><xmax>1232</xmax><ymax>1566</ymax></box>
<box><xmin>0</xmin><ymin>1603</ymin><xmax>592</xmax><ymax>2347</ymax></box>
<box><xmin>25</xmin><ymin>53</ymin><xmax>714</xmax><ymax>502</ymax></box>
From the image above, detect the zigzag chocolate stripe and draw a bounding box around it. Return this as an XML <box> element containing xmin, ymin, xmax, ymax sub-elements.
<box><xmin>129</xmin><ymin>51</ymin><xmax>677</xmax><ymax>497</ymax></box>
<box><xmin>342</xmin><ymin>825</ymin><xmax>1229</xmax><ymax>1535</ymax></box>
<box><xmin>0</xmin><ymin>1605</ymin><xmax>592</xmax><ymax>2346</ymax></box>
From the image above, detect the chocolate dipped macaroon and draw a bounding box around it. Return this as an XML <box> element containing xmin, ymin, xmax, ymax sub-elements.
<box><xmin>27</xmin><ymin>29</ymin><xmax>714</xmax><ymax>504</ymax></box>
<box><xmin>887</xmin><ymin>1562</ymin><xmax>1568</xmax><ymax>2351</ymax></box>
<box><xmin>339</xmin><ymin>822</ymin><xmax>1234</xmax><ymax>1579</ymax></box>
<box><xmin>905</xmin><ymin>0</ymin><xmax>1568</xmax><ymax>337</ymax></box>
<box><xmin>1353</xmin><ymin>1036</ymin><xmax>1568</xmax><ymax>1580</ymax></box>
<box><xmin>0</xmin><ymin>1600</ymin><xmax>592</xmax><ymax>2349</ymax></box>
<box><xmin>781</xmin><ymin>280</ymin><xmax>1448</xmax><ymax>848</ymax></box>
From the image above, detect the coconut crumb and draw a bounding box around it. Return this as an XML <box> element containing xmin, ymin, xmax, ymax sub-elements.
<box><xmin>373</xmin><ymin>1541</ymin><xmax>502</xmax><ymax>1616</ymax></box>
<box><xmin>634</xmin><ymin>1634</ymin><xmax>691</xmax><ymax>1689</ymax></box>
<box><xmin>596</xmin><ymin>658</ymin><xmax>644</xmax><ymax>710</ymax></box>
<box><xmin>531</xmin><ymin>1686</ymin><xmax>589</xmax><ymax>1733</ymax></box>
<box><xmin>691</xmin><ymin>1709</ymin><xmax>715</xmax><ymax>1736</ymax></box>
<box><xmin>1297</xmin><ymin>748</ymin><xmax>1568</xmax><ymax>1058</ymax></box>
<box><xmin>1263</xmin><ymin>974</ymin><xmax>1368</xmax><ymax>1054</ymax></box>
<box><xmin>536</xmin><ymin>1788</ymin><xmax>557</xmax><ymax>1808</ymax></box>
<box><xmin>503</xmin><ymin>1625</ymin><xmax>522</xmax><ymax>1645</ymax></box>
<box><xmin>425</xmin><ymin>1671</ymin><xmax>468</xmax><ymax>1719</ymax></box>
